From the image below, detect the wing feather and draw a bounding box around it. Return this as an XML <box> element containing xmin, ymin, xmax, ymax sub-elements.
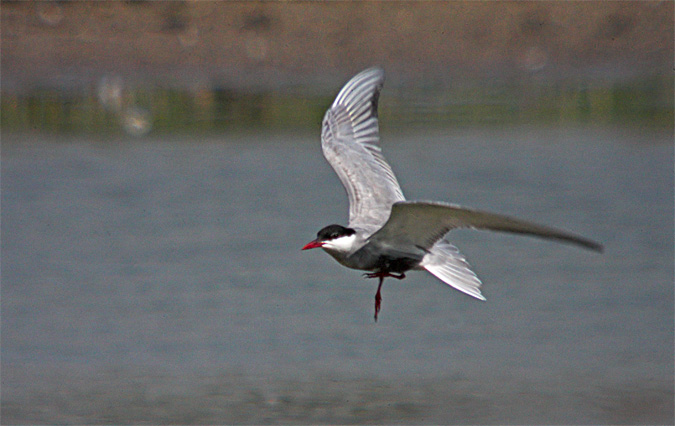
<box><xmin>370</xmin><ymin>201</ymin><xmax>604</xmax><ymax>252</ymax></box>
<box><xmin>321</xmin><ymin>67</ymin><xmax>405</xmax><ymax>231</ymax></box>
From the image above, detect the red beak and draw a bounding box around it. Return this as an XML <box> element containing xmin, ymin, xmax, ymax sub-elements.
<box><xmin>302</xmin><ymin>240</ymin><xmax>324</xmax><ymax>250</ymax></box>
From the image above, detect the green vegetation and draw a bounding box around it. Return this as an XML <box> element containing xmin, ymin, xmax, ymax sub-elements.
<box><xmin>2</xmin><ymin>76</ymin><xmax>671</xmax><ymax>136</ymax></box>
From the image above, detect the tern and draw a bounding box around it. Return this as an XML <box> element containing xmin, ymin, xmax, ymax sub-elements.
<box><xmin>302</xmin><ymin>67</ymin><xmax>603</xmax><ymax>321</ymax></box>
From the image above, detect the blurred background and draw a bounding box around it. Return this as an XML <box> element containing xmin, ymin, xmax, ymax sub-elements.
<box><xmin>2</xmin><ymin>1</ymin><xmax>673</xmax><ymax>424</ymax></box>
<box><xmin>3</xmin><ymin>1</ymin><xmax>672</xmax><ymax>132</ymax></box>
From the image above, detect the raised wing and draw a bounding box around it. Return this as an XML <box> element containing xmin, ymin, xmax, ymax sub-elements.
<box><xmin>369</xmin><ymin>201</ymin><xmax>604</xmax><ymax>252</ymax></box>
<box><xmin>321</xmin><ymin>67</ymin><xmax>405</xmax><ymax>231</ymax></box>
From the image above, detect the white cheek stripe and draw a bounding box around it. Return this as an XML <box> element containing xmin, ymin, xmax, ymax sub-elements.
<box><xmin>323</xmin><ymin>234</ymin><xmax>357</xmax><ymax>252</ymax></box>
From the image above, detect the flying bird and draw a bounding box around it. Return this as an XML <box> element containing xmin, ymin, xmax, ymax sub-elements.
<box><xmin>302</xmin><ymin>67</ymin><xmax>602</xmax><ymax>321</ymax></box>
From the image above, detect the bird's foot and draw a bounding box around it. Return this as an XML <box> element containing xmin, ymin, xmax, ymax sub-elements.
<box><xmin>363</xmin><ymin>272</ymin><xmax>406</xmax><ymax>321</ymax></box>
<box><xmin>363</xmin><ymin>272</ymin><xmax>406</xmax><ymax>280</ymax></box>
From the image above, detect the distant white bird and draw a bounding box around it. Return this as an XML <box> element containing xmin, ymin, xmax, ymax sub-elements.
<box><xmin>302</xmin><ymin>67</ymin><xmax>603</xmax><ymax>321</ymax></box>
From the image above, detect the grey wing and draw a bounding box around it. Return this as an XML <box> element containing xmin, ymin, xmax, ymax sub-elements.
<box><xmin>370</xmin><ymin>201</ymin><xmax>604</xmax><ymax>252</ymax></box>
<box><xmin>321</xmin><ymin>67</ymin><xmax>405</xmax><ymax>231</ymax></box>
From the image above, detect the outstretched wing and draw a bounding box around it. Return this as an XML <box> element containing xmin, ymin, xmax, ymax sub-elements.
<box><xmin>321</xmin><ymin>67</ymin><xmax>405</xmax><ymax>231</ymax></box>
<box><xmin>369</xmin><ymin>201</ymin><xmax>604</xmax><ymax>252</ymax></box>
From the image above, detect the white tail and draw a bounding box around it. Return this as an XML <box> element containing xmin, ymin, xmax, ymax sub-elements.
<box><xmin>421</xmin><ymin>240</ymin><xmax>486</xmax><ymax>301</ymax></box>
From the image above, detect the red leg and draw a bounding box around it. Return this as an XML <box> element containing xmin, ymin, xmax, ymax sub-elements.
<box><xmin>363</xmin><ymin>271</ymin><xmax>407</xmax><ymax>322</ymax></box>
<box><xmin>363</xmin><ymin>272</ymin><xmax>406</xmax><ymax>280</ymax></box>
<box><xmin>374</xmin><ymin>275</ymin><xmax>384</xmax><ymax>322</ymax></box>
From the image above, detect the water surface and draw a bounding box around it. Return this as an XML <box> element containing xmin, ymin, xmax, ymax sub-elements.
<box><xmin>2</xmin><ymin>126</ymin><xmax>673</xmax><ymax>424</ymax></box>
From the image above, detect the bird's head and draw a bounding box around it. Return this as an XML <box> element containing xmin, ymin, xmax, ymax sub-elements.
<box><xmin>302</xmin><ymin>224</ymin><xmax>357</xmax><ymax>253</ymax></box>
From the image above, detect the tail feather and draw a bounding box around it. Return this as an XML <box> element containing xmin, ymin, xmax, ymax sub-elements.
<box><xmin>421</xmin><ymin>240</ymin><xmax>486</xmax><ymax>301</ymax></box>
